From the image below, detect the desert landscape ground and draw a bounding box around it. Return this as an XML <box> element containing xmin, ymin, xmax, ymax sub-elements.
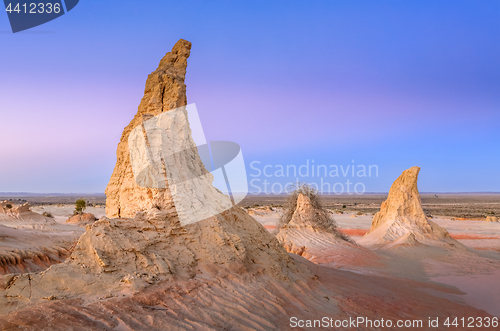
<box><xmin>241</xmin><ymin>193</ymin><xmax>500</xmax><ymax>220</ymax></box>
<box><xmin>0</xmin><ymin>192</ymin><xmax>499</xmax><ymax>329</ymax></box>
<box><xmin>0</xmin><ymin>39</ymin><xmax>498</xmax><ymax>330</ymax></box>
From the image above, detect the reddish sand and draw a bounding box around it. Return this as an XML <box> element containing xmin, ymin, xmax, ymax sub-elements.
<box><xmin>449</xmin><ymin>234</ymin><xmax>500</xmax><ymax>240</ymax></box>
<box><xmin>1</xmin><ymin>208</ymin><xmax>499</xmax><ymax>329</ymax></box>
<box><xmin>339</xmin><ymin>228</ymin><xmax>368</xmax><ymax>236</ymax></box>
<box><xmin>0</xmin><ymin>255</ymin><xmax>494</xmax><ymax>330</ymax></box>
<box><xmin>339</xmin><ymin>229</ymin><xmax>500</xmax><ymax>241</ymax></box>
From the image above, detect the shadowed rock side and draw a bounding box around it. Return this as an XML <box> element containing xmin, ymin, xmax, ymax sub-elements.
<box><xmin>105</xmin><ymin>39</ymin><xmax>192</xmax><ymax>219</ymax></box>
<box><xmin>276</xmin><ymin>194</ymin><xmax>375</xmax><ymax>267</ymax></box>
<box><xmin>358</xmin><ymin>167</ymin><xmax>462</xmax><ymax>249</ymax></box>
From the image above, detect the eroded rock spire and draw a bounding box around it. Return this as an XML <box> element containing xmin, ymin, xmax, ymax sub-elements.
<box><xmin>105</xmin><ymin>39</ymin><xmax>192</xmax><ymax>218</ymax></box>
<box><xmin>359</xmin><ymin>166</ymin><xmax>461</xmax><ymax>248</ymax></box>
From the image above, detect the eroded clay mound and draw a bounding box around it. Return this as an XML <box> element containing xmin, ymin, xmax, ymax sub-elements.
<box><xmin>0</xmin><ymin>201</ymin><xmax>56</xmax><ymax>228</ymax></box>
<box><xmin>277</xmin><ymin>194</ymin><xmax>358</xmax><ymax>261</ymax></box>
<box><xmin>2</xmin><ymin>206</ymin><xmax>298</xmax><ymax>309</ymax></box>
<box><xmin>66</xmin><ymin>213</ymin><xmax>96</xmax><ymax>227</ymax></box>
<box><xmin>358</xmin><ymin>167</ymin><xmax>461</xmax><ymax>249</ymax></box>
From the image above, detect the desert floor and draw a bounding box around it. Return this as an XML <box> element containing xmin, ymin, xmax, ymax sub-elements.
<box><xmin>0</xmin><ymin>195</ymin><xmax>499</xmax><ymax>328</ymax></box>
<box><xmin>249</xmin><ymin>204</ymin><xmax>500</xmax><ymax>317</ymax></box>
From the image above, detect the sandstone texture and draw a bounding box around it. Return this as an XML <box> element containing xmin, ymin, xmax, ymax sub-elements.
<box><xmin>2</xmin><ymin>252</ymin><xmax>492</xmax><ymax>331</ymax></box>
<box><xmin>0</xmin><ymin>224</ymin><xmax>73</xmax><ymax>275</ymax></box>
<box><xmin>0</xmin><ymin>202</ymin><xmax>75</xmax><ymax>274</ymax></box>
<box><xmin>127</xmin><ymin>106</ymin><xmax>233</xmax><ymax>226</ymax></box>
<box><xmin>485</xmin><ymin>216</ymin><xmax>499</xmax><ymax>222</ymax></box>
<box><xmin>358</xmin><ymin>167</ymin><xmax>461</xmax><ymax>249</ymax></box>
<box><xmin>277</xmin><ymin>194</ymin><xmax>360</xmax><ymax>262</ymax></box>
<box><xmin>1</xmin><ymin>206</ymin><xmax>297</xmax><ymax>307</ymax></box>
<box><xmin>1</xmin><ymin>41</ymin><xmax>492</xmax><ymax>330</ymax></box>
<box><xmin>66</xmin><ymin>213</ymin><xmax>97</xmax><ymax>227</ymax></box>
<box><xmin>105</xmin><ymin>39</ymin><xmax>192</xmax><ymax>219</ymax></box>
<box><xmin>0</xmin><ymin>39</ymin><xmax>301</xmax><ymax>315</ymax></box>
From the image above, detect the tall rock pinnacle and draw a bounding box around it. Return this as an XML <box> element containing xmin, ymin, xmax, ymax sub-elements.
<box><xmin>105</xmin><ymin>39</ymin><xmax>192</xmax><ymax>218</ymax></box>
<box><xmin>2</xmin><ymin>40</ymin><xmax>299</xmax><ymax>307</ymax></box>
<box><xmin>359</xmin><ymin>167</ymin><xmax>461</xmax><ymax>248</ymax></box>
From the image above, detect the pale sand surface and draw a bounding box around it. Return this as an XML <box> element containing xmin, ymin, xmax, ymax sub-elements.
<box><xmin>31</xmin><ymin>205</ymin><xmax>107</xmax><ymax>224</ymax></box>
<box><xmin>0</xmin><ymin>205</ymin><xmax>499</xmax><ymax>328</ymax></box>
<box><xmin>431</xmin><ymin>269</ymin><xmax>500</xmax><ymax>316</ymax></box>
<box><xmin>250</xmin><ymin>206</ymin><xmax>500</xmax><ymax>318</ymax></box>
<box><xmin>0</xmin><ymin>205</ymin><xmax>91</xmax><ymax>274</ymax></box>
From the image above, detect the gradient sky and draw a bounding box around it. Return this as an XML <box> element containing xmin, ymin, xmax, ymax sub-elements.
<box><xmin>1</xmin><ymin>0</ymin><xmax>499</xmax><ymax>193</ymax></box>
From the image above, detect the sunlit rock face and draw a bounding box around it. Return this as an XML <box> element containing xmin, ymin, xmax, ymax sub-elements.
<box><xmin>359</xmin><ymin>167</ymin><xmax>462</xmax><ymax>249</ymax></box>
<box><xmin>485</xmin><ymin>216</ymin><xmax>499</xmax><ymax>222</ymax></box>
<box><xmin>105</xmin><ymin>39</ymin><xmax>192</xmax><ymax>219</ymax></box>
<box><xmin>128</xmin><ymin>106</ymin><xmax>232</xmax><ymax>226</ymax></box>
<box><xmin>276</xmin><ymin>193</ymin><xmax>357</xmax><ymax>260</ymax></box>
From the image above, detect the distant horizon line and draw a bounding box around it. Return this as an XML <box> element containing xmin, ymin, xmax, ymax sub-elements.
<box><xmin>1</xmin><ymin>191</ymin><xmax>500</xmax><ymax>196</ymax></box>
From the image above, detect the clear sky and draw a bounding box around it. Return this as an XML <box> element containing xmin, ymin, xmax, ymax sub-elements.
<box><xmin>1</xmin><ymin>0</ymin><xmax>499</xmax><ymax>193</ymax></box>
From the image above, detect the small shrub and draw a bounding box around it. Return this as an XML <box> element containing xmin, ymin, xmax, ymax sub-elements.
<box><xmin>342</xmin><ymin>205</ymin><xmax>346</xmax><ymax>209</ymax></box>
<box><xmin>42</xmin><ymin>212</ymin><xmax>54</xmax><ymax>218</ymax></box>
<box><xmin>5</xmin><ymin>204</ymin><xmax>12</xmax><ymax>209</ymax></box>
<box><xmin>75</xmin><ymin>199</ymin><xmax>86</xmax><ymax>214</ymax></box>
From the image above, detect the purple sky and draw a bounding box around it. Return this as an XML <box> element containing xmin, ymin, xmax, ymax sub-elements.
<box><xmin>1</xmin><ymin>0</ymin><xmax>499</xmax><ymax>193</ymax></box>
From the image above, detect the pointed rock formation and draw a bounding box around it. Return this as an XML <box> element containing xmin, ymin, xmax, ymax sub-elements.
<box><xmin>283</xmin><ymin>194</ymin><xmax>322</xmax><ymax>230</ymax></box>
<box><xmin>276</xmin><ymin>193</ymin><xmax>365</xmax><ymax>264</ymax></box>
<box><xmin>1</xmin><ymin>40</ymin><xmax>301</xmax><ymax>313</ymax></box>
<box><xmin>105</xmin><ymin>39</ymin><xmax>192</xmax><ymax>219</ymax></box>
<box><xmin>358</xmin><ymin>167</ymin><xmax>461</xmax><ymax>249</ymax></box>
<box><xmin>279</xmin><ymin>193</ymin><xmax>345</xmax><ymax>235</ymax></box>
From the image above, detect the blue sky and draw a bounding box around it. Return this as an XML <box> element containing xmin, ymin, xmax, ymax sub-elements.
<box><xmin>1</xmin><ymin>0</ymin><xmax>499</xmax><ymax>193</ymax></box>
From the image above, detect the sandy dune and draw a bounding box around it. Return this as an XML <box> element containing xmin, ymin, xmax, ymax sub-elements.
<box><xmin>0</xmin><ymin>204</ymin><xmax>88</xmax><ymax>275</ymax></box>
<box><xmin>0</xmin><ymin>205</ymin><xmax>497</xmax><ymax>329</ymax></box>
<box><xmin>0</xmin><ymin>254</ymin><xmax>493</xmax><ymax>330</ymax></box>
<box><xmin>251</xmin><ymin>206</ymin><xmax>500</xmax><ymax>319</ymax></box>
